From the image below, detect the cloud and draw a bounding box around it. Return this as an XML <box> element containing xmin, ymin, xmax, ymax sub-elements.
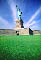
<box><xmin>27</xmin><ymin>7</ymin><xmax>41</xmax><ymax>24</ymax></box>
<box><xmin>8</xmin><ymin>0</ymin><xmax>17</xmax><ymax>21</ymax></box>
<box><xmin>24</xmin><ymin>21</ymin><xmax>36</xmax><ymax>28</ymax></box>
<box><xmin>0</xmin><ymin>16</ymin><xmax>12</xmax><ymax>29</ymax></box>
<box><xmin>30</xmin><ymin>25</ymin><xmax>39</xmax><ymax>30</ymax></box>
<box><xmin>0</xmin><ymin>16</ymin><xmax>10</xmax><ymax>25</ymax></box>
<box><xmin>24</xmin><ymin>7</ymin><xmax>41</xmax><ymax>28</ymax></box>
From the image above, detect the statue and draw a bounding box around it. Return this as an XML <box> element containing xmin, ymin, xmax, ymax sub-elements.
<box><xmin>16</xmin><ymin>5</ymin><xmax>22</xmax><ymax>20</ymax></box>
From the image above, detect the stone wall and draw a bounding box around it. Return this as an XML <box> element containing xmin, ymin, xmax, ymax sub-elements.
<box><xmin>33</xmin><ymin>30</ymin><xmax>41</xmax><ymax>35</ymax></box>
<box><xmin>16</xmin><ymin>28</ymin><xmax>33</xmax><ymax>35</ymax></box>
<box><xmin>19</xmin><ymin>28</ymin><xmax>29</xmax><ymax>35</ymax></box>
<box><xmin>0</xmin><ymin>29</ymin><xmax>16</xmax><ymax>35</ymax></box>
<box><xmin>0</xmin><ymin>29</ymin><xmax>41</xmax><ymax>35</ymax></box>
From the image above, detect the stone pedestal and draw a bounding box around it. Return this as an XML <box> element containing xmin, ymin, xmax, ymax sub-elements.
<box><xmin>14</xmin><ymin>19</ymin><xmax>33</xmax><ymax>35</ymax></box>
<box><xmin>15</xmin><ymin>19</ymin><xmax>24</xmax><ymax>29</ymax></box>
<box><xmin>19</xmin><ymin>28</ymin><xmax>29</xmax><ymax>35</ymax></box>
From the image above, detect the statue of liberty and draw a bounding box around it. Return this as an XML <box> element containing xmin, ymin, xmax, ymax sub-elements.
<box><xmin>16</xmin><ymin>5</ymin><xmax>22</xmax><ymax>20</ymax></box>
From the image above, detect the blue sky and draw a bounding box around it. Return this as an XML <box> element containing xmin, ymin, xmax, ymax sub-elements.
<box><xmin>0</xmin><ymin>0</ymin><xmax>41</xmax><ymax>30</ymax></box>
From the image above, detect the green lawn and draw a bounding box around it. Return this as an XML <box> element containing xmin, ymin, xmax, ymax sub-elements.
<box><xmin>0</xmin><ymin>35</ymin><xmax>41</xmax><ymax>60</ymax></box>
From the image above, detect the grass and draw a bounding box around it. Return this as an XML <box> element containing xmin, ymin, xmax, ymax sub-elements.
<box><xmin>0</xmin><ymin>35</ymin><xmax>41</xmax><ymax>60</ymax></box>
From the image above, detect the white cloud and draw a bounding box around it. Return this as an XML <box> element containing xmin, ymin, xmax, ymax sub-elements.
<box><xmin>30</xmin><ymin>25</ymin><xmax>39</xmax><ymax>30</ymax></box>
<box><xmin>24</xmin><ymin>7</ymin><xmax>41</xmax><ymax>28</ymax></box>
<box><xmin>0</xmin><ymin>16</ymin><xmax>10</xmax><ymax>25</ymax></box>
<box><xmin>27</xmin><ymin>7</ymin><xmax>41</xmax><ymax>24</ymax></box>
<box><xmin>0</xmin><ymin>16</ymin><xmax>12</xmax><ymax>29</ymax></box>
<box><xmin>8</xmin><ymin>0</ymin><xmax>17</xmax><ymax>21</ymax></box>
<box><xmin>24</xmin><ymin>21</ymin><xmax>36</xmax><ymax>28</ymax></box>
